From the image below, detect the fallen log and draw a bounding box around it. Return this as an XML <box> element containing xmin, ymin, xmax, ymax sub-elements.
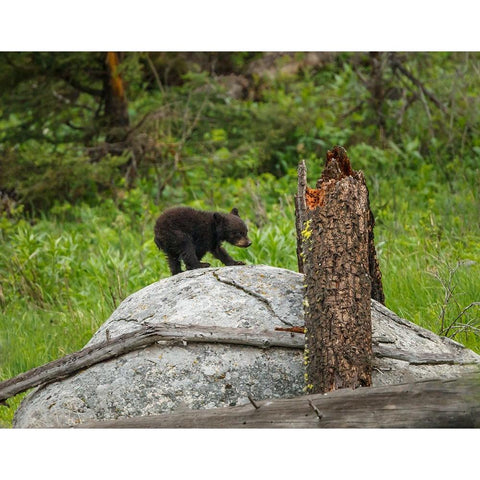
<box><xmin>76</xmin><ymin>372</ymin><xmax>480</xmax><ymax>428</ymax></box>
<box><xmin>2</xmin><ymin>319</ymin><xmax>478</xmax><ymax>406</ymax></box>
<box><xmin>0</xmin><ymin>324</ymin><xmax>305</xmax><ymax>405</ymax></box>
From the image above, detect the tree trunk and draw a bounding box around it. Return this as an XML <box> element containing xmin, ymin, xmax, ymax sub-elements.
<box><xmin>104</xmin><ymin>52</ymin><xmax>130</xmax><ymax>144</ymax></box>
<box><xmin>298</xmin><ymin>146</ymin><xmax>384</xmax><ymax>394</ymax></box>
<box><xmin>103</xmin><ymin>52</ymin><xmax>139</xmax><ymax>186</ymax></box>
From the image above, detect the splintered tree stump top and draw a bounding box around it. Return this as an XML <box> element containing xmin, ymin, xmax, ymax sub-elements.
<box><xmin>297</xmin><ymin>146</ymin><xmax>384</xmax><ymax>394</ymax></box>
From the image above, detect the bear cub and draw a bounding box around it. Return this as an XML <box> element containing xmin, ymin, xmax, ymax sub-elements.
<box><xmin>154</xmin><ymin>206</ymin><xmax>252</xmax><ymax>275</ymax></box>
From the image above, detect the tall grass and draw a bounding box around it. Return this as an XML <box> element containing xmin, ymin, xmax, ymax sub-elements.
<box><xmin>1</xmin><ymin>156</ymin><xmax>479</xmax><ymax>427</ymax></box>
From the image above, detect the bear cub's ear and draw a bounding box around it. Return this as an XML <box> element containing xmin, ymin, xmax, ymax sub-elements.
<box><xmin>230</xmin><ymin>208</ymin><xmax>239</xmax><ymax>216</ymax></box>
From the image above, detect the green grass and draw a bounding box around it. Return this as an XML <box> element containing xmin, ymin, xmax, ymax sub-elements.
<box><xmin>1</xmin><ymin>156</ymin><xmax>479</xmax><ymax>427</ymax></box>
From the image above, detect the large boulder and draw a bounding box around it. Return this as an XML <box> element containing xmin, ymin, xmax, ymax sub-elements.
<box><xmin>13</xmin><ymin>265</ymin><xmax>480</xmax><ymax>428</ymax></box>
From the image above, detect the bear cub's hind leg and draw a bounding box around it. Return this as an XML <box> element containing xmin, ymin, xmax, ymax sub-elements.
<box><xmin>180</xmin><ymin>238</ymin><xmax>210</xmax><ymax>271</ymax></box>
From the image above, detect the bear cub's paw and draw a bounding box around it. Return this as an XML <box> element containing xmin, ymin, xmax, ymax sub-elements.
<box><xmin>232</xmin><ymin>260</ymin><xmax>246</xmax><ymax>266</ymax></box>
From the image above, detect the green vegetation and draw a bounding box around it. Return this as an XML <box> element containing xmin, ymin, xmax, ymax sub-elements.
<box><xmin>1</xmin><ymin>52</ymin><xmax>479</xmax><ymax>427</ymax></box>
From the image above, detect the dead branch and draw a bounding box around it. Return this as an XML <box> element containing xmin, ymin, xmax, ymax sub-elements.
<box><xmin>144</xmin><ymin>53</ymin><xmax>166</xmax><ymax>95</ymax></box>
<box><xmin>0</xmin><ymin>324</ymin><xmax>304</xmax><ymax>405</ymax></box>
<box><xmin>294</xmin><ymin>159</ymin><xmax>307</xmax><ymax>273</ymax></box>
<box><xmin>446</xmin><ymin>302</ymin><xmax>480</xmax><ymax>339</ymax></box>
<box><xmin>390</xmin><ymin>54</ymin><xmax>448</xmax><ymax>115</ymax></box>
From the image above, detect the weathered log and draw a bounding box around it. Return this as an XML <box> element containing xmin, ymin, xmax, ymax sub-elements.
<box><xmin>300</xmin><ymin>146</ymin><xmax>384</xmax><ymax>393</ymax></box>
<box><xmin>3</xmin><ymin>316</ymin><xmax>478</xmax><ymax>406</ymax></box>
<box><xmin>76</xmin><ymin>372</ymin><xmax>480</xmax><ymax>428</ymax></box>
<box><xmin>0</xmin><ymin>324</ymin><xmax>305</xmax><ymax>405</ymax></box>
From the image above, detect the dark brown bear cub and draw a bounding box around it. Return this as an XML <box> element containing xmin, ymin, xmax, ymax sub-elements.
<box><xmin>154</xmin><ymin>206</ymin><xmax>252</xmax><ymax>275</ymax></box>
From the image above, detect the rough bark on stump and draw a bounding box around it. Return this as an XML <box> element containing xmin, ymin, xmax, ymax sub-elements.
<box><xmin>297</xmin><ymin>146</ymin><xmax>384</xmax><ymax>394</ymax></box>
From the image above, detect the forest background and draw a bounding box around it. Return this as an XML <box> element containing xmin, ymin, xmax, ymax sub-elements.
<box><xmin>0</xmin><ymin>51</ymin><xmax>479</xmax><ymax>427</ymax></box>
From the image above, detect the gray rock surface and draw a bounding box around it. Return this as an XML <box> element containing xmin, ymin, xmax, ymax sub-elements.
<box><xmin>13</xmin><ymin>265</ymin><xmax>480</xmax><ymax>428</ymax></box>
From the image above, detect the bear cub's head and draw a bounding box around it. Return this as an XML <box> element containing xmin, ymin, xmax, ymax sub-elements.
<box><xmin>213</xmin><ymin>208</ymin><xmax>252</xmax><ymax>248</ymax></box>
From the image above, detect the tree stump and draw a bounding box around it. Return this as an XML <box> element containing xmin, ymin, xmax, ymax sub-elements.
<box><xmin>296</xmin><ymin>146</ymin><xmax>384</xmax><ymax>394</ymax></box>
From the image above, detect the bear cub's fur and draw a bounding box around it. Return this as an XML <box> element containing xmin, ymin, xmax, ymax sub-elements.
<box><xmin>154</xmin><ymin>206</ymin><xmax>251</xmax><ymax>275</ymax></box>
